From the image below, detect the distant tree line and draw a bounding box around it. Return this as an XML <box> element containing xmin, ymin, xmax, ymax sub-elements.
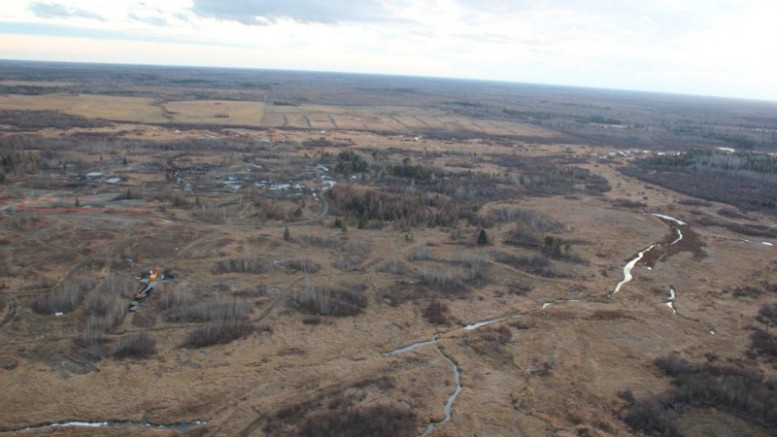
<box><xmin>623</xmin><ymin>150</ymin><xmax>777</xmax><ymax>213</ymax></box>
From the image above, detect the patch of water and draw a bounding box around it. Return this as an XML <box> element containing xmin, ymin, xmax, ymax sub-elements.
<box><xmin>670</xmin><ymin>228</ymin><xmax>683</xmax><ymax>245</ymax></box>
<box><xmin>21</xmin><ymin>419</ymin><xmax>207</xmax><ymax>432</ymax></box>
<box><xmin>382</xmin><ymin>338</ymin><xmax>437</xmax><ymax>357</ymax></box>
<box><xmin>651</xmin><ymin>213</ymin><xmax>687</xmax><ymax>226</ymax></box>
<box><xmin>418</xmin><ymin>342</ymin><xmax>462</xmax><ymax>437</ymax></box>
<box><xmin>463</xmin><ymin>317</ymin><xmax>508</xmax><ymax>331</ymax></box>
<box><xmin>611</xmin><ymin>244</ymin><xmax>657</xmax><ymax>296</ymax></box>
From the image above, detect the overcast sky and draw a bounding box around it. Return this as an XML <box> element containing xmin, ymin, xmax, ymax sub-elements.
<box><xmin>1</xmin><ymin>0</ymin><xmax>776</xmax><ymax>101</ymax></box>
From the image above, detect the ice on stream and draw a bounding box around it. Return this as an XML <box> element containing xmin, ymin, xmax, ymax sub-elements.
<box><xmin>24</xmin><ymin>420</ymin><xmax>207</xmax><ymax>432</ymax></box>
<box><xmin>382</xmin><ymin>338</ymin><xmax>437</xmax><ymax>357</ymax></box>
<box><xmin>663</xmin><ymin>287</ymin><xmax>677</xmax><ymax>314</ymax></box>
<box><xmin>651</xmin><ymin>213</ymin><xmax>687</xmax><ymax>226</ymax></box>
<box><xmin>464</xmin><ymin>317</ymin><xmax>508</xmax><ymax>331</ymax></box>
<box><xmin>611</xmin><ymin>244</ymin><xmax>657</xmax><ymax>296</ymax></box>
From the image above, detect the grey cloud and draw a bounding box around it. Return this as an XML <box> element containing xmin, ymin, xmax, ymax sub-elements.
<box><xmin>173</xmin><ymin>12</ymin><xmax>192</xmax><ymax>23</ymax></box>
<box><xmin>29</xmin><ymin>2</ymin><xmax>105</xmax><ymax>21</ymax></box>
<box><xmin>191</xmin><ymin>0</ymin><xmax>390</xmax><ymax>25</ymax></box>
<box><xmin>129</xmin><ymin>13</ymin><xmax>169</xmax><ymax>27</ymax></box>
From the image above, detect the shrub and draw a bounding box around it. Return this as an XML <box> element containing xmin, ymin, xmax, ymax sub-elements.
<box><xmin>157</xmin><ymin>282</ymin><xmax>195</xmax><ymax>310</ymax></box>
<box><xmin>114</xmin><ymin>333</ymin><xmax>157</xmax><ymax>360</ymax></box>
<box><xmin>422</xmin><ymin>300</ymin><xmax>449</xmax><ymax>325</ymax></box>
<box><xmin>494</xmin><ymin>252</ymin><xmax>555</xmax><ymax>277</ymax></box>
<box><xmin>294</xmin><ymin>405</ymin><xmax>418</xmax><ymax>437</ymax></box>
<box><xmin>756</xmin><ymin>302</ymin><xmax>777</xmax><ymax>326</ymax></box>
<box><xmin>32</xmin><ymin>275</ymin><xmax>94</xmax><ymax>314</ymax></box>
<box><xmin>375</xmin><ymin>257</ymin><xmax>405</xmax><ymax>274</ymax></box>
<box><xmin>263</xmin><ymin>377</ymin><xmax>410</xmax><ymax>437</ymax></box>
<box><xmin>181</xmin><ymin>320</ymin><xmax>255</xmax><ymax>349</ymax></box>
<box><xmin>747</xmin><ymin>329</ymin><xmax>777</xmax><ymax>361</ymax></box>
<box><xmin>419</xmin><ymin>268</ymin><xmax>458</xmax><ymax>287</ymax></box>
<box><xmin>409</xmin><ymin>246</ymin><xmax>430</xmax><ymax>261</ymax></box>
<box><xmin>301</xmin><ymin>234</ymin><xmax>344</xmax><ymax>249</ymax></box>
<box><xmin>454</xmin><ymin>250</ymin><xmax>490</xmax><ymax>283</ymax></box>
<box><xmin>293</xmin><ymin>286</ymin><xmax>367</xmax><ymax>317</ymax></box>
<box><xmin>99</xmin><ymin>275</ymin><xmax>137</xmax><ymax>299</ymax></box>
<box><xmin>612</xmin><ymin>198</ymin><xmax>648</xmax><ymax>209</ymax></box>
<box><xmin>164</xmin><ymin>300</ymin><xmax>253</xmax><ymax>323</ymax></box>
<box><xmin>732</xmin><ymin>286</ymin><xmax>762</xmax><ymax>298</ymax></box>
<box><xmin>334</xmin><ymin>242</ymin><xmax>370</xmax><ymax>271</ymax></box>
<box><xmin>214</xmin><ymin>257</ymin><xmax>269</xmax><ymax>274</ymax></box>
<box><xmin>83</xmin><ymin>292</ymin><xmax>127</xmax><ymax>333</ymax></box>
<box><xmin>623</xmin><ymin>398</ymin><xmax>682</xmax><ymax>437</ymax></box>
<box><xmin>625</xmin><ymin>356</ymin><xmax>777</xmax><ymax>436</ymax></box>
<box><xmin>280</xmin><ymin>258</ymin><xmax>321</xmax><ymax>273</ymax></box>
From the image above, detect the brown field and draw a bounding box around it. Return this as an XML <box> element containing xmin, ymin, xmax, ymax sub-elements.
<box><xmin>1</xmin><ymin>63</ymin><xmax>776</xmax><ymax>437</ymax></box>
<box><xmin>163</xmin><ymin>100</ymin><xmax>266</xmax><ymax>125</ymax></box>
<box><xmin>0</xmin><ymin>93</ymin><xmax>561</xmax><ymax>140</ymax></box>
<box><xmin>0</xmin><ymin>94</ymin><xmax>167</xmax><ymax>123</ymax></box>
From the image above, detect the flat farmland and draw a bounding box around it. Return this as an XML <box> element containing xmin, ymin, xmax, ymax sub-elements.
<box><xmin>163</xmin><ymin>100</ymin><xmax>265</xmax><ymax>125</ymax></box>
<box><xmin>1</xmin><ymin>93</ymin><xmax>562</xmax><ymax>139</ymax></box>
<box><xmin>0</xmin><ymin>94</ymin><xmax>167</xmax><ymax>123</ymax></box>
<box><xmin>262</xmin><ymin>104</ymin><xmax>561</xmax><ymax>137</ymax></box>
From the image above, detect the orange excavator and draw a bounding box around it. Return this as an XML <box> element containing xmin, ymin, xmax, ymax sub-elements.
<box><xmin>128</xmin><ymin>267</ymin><xmax>161</xmax><ymax>312</ymax></box>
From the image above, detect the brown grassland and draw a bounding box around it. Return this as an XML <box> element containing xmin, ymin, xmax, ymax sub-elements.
<box><xmin>1</xmin><ymin>62</ymin><xmax>776</xmax><ymax>437</ymax></box>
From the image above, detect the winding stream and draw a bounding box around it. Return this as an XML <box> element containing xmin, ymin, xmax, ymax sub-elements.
<box><xmin>382</xmin><ymin>337</ymin><xmax>438</xmax><ymax>357</ymax></box>
<box><xmin>15</xmin><ymin>419</ymin><xmax>207</xmax><ymax>433</ymax></box>
<box><xmin>463</xmin><ymin>315</ymin><xmax>515</xmax><ymax>331</ymax></box>
<box><xmin>611</xmin><ymin>214</ymin><xmax>686</xmax><ymax>297</ymax></box>
<box><xmin>611</xmin><ymin>244</ymin><xmax>657</xmax><ymax>296</ymax></box>
<box><xmin>417</xmin><ymin>341</ymin><xmax>462</xmax><ymax>437</ymax></box>
<box><xmin>383</xmin><ymin>311</ymin><xmax>528</xmax><ymax>436</ymax></box>
<box><xmin>650</xmin><ymin>213</ymin><xmax>687</xmax><ymax>226</ymax></box>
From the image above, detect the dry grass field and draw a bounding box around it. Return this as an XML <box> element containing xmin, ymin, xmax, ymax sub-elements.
<box><xmin>163</xmin><ymin>100</ymin><xmax>266</xmax><ymax>125</ymax></box>
<box><xmin>1</xmin><ymin>62</ymin><xmax>776</xmax><ymax>437</ymax></box>
<box><xmin>0</xmin><ymin>94</ymin><xmax>167</xmax><ymax>123</ymax></box>
<box><xmin>1</xmin><ymin>94</ymin><xmax>562</xmax><ymax>140</ymax></box>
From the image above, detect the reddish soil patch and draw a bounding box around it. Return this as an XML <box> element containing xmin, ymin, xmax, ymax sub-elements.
<box><xmin>642</xmin><ymin>227</ymin><xmax>705</xmax><ymax>268</ymax></box>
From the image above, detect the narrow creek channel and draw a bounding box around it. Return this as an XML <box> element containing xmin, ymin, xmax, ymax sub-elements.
<box><xmin>7</xmin><ymin>419</ymin><xmax>207</xmax><ymax>433</ymax></box>
<box><xmin>383</xmin><ymin>312</ymin><xmax>524</xmax><ymax>436</ymax></box>
<box><xmin>611</xmin><ymin>214</ymin><xmax>685</xmax><ymax>297</ymax></box>
<box><xmin>384</xmin><ymin>334</ymin><xmax>462</xmax><ymax>437</ymax></box>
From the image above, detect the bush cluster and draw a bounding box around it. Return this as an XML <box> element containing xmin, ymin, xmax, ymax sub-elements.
<box><xmin>293</xmin><ymin>286</ymin><xmax>367</xmax><ymax>317</ymax></box>
<box><xmin>624</xmin><ymin>356</ymin><xmax>777</xmax><ymax>436</ymax></box>
<box><xmin>31</xmin><ymin>275</ymin><xmax>95</xmax><ymax>314</ymax></box>
<box><xmin>164</xmin><ymin>300</ymin><xmax>253</xmax><ymax>323</ymax></box>
<box><xmin>280</xmin><ymin>258</ymin><xmax>321</xmax><ymax>273</ymax></box>
<box><xmin>295</xmin><ymin>405</ymin><xmax>418</xmax><ymax>437</ymax></box>
<box><xmin>422</xmin><ymin>300</ymin><xmax>449</xmax><ymax>325</ymax></box>
<box><xmin>114</xmin><ymin>333</ymin><xmax>157</xmax><ymax>360</ymax></box>
<box><xmin>214</xmin><ymin>257</ymin><xmax>269</xmax><ymax>274</ymax></box>
<box><xmin>181</xmin><ymin>320</ymin><xmax>255</xmax><ymax>349</ymax></box>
